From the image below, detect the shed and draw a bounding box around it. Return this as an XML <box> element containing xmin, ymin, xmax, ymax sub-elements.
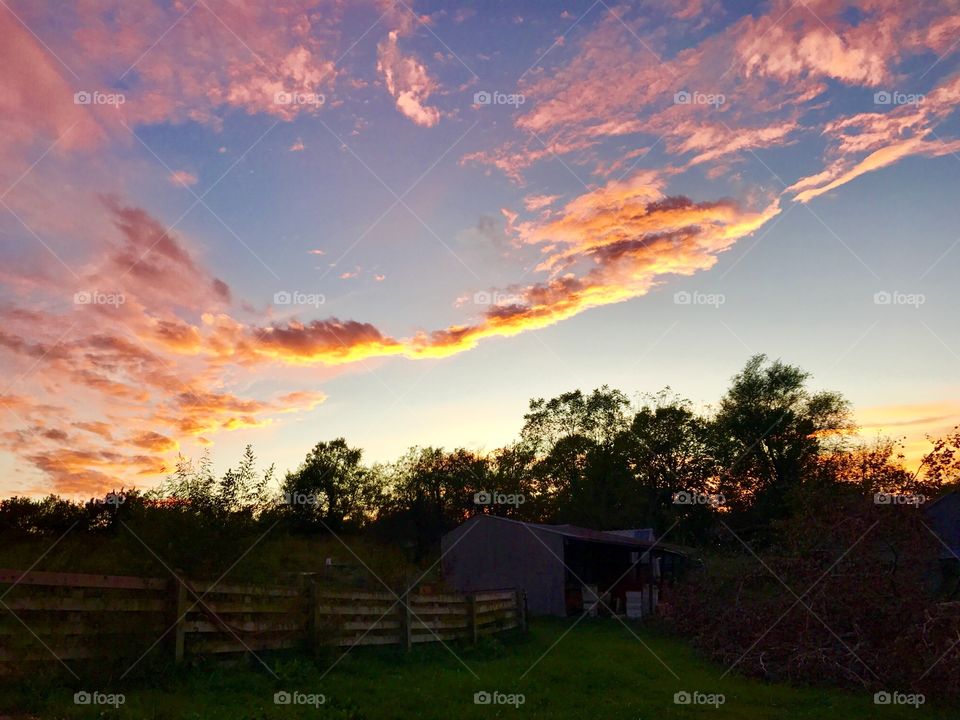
<box><xmin>926</xmin><ymin>490</ymin><xmax>960</xmax><ymax>562</ymax></box>
<box><xmin>440</xmin><ymin>515</ymin><xmax>687</xmax><ymax>617</ymax></box>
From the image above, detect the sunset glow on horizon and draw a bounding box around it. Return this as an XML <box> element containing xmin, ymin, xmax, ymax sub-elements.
<box><xmin>1</xmin><ymin>0</ymin><xmax>959</xmax><ymax>496</ymax></box>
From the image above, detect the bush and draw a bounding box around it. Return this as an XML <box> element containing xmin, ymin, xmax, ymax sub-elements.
<box><xmin>669</xmin><ymin>489</ymin><xmax>960</xmax><ymax>700</ymax></box>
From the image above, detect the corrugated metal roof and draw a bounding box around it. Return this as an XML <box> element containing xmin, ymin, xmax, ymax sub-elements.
<box><xmin>606</xmin><ymin>528</ymin><xmax>657</xmax><ymax>542</ymax></box>
<box><xmin>467</xmin><ymin>515</ymin><xmax>689</xmax><ymax>555</ymax></box>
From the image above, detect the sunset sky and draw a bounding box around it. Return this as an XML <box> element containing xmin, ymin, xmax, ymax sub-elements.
<box><xmin>1</xmin><ymin>0</ymin><xmax>959</xmax><ymax>497</ymax></box>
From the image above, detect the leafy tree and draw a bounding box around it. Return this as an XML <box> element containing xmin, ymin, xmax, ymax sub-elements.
<box><xmin>622</xmin><ymin>390</ymin><xmax>718</xmax><ymax>542</ymax></box>
<box><xmin>219</xmin><ymin>445</ymin><xmax>274</xmax><ymax>515</ymax></box>
<box><xmin>915</xmin><ymin>425</ymin><xmax>960</xmax><ymax>496</ymax></box>
<box><xmin>712</xmin><ymin>354</ymin><xmax>852</xmax><ymax>534</ymax></box>
<box><xmin>487</xmin><ymin>445</ymin><xmax>537</xmax><ymax>520</ymax></box>
<box><xmin>376</xmin><ymin>446</ymin><xmax>490</xmax><ymax>557</ymax></box>
<box><xmin>521</xmin><ymin>386</ymin><xmax>631</xmax><ymax>454</ymax></box>
<box><xmin>521</xmin><ymin>387</ymin><xmax>632</xmax><ymax>526</ymax></box>
<box><xmin>281</xmin><ymin>438</ymin><xmax>374</xmax><ymax>531</ymax></box>
<box><xmin>0</xmin><ymin>495</ymin><xmax>86</xmax><ymax>536</ymax></box>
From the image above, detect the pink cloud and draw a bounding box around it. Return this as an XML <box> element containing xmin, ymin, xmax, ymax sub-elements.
<box><xmin>0</xmin><ymin>10</ymin><xmax>100</xmax><ymax>168</ymax></box>
<box><xmin>789</xmin><ymin>73</ymin><xmax>960</xmax><ymax>202</ymax></box>
<box><xmin>66</xmin><ymin>1</ymin><xmax>341</xmax><ymax>126</ymax></box>
<box><xmin>467</xmin><ymin>0</ymin><xmax>959</xmax><ymax>191</ymax></box>
<box><xmin>377</xmin><ymin>30</ymin><xmax>441</xmax><ymax>127</ymax></box>
<box><xmin>523</xmin><ymin>194</ymin><xmax>561</xmax><ymax>211</ymax></box>
<box><xmin>169</xmin><ymin>170</ymin><xmax>198</xmax><ymax>187</ymax></box>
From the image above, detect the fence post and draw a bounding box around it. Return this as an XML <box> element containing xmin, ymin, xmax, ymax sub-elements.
<box><xmin>515</xmin><ymin>589</ymin><xmax>527</xmax><ymax>633</ymax></box>
<box><xmin>468</xmin><ymin>593</ymin><xmax>478</xmax><ymax>644</ymax></box>
<box><xmin>401</xmin><ymin>587</ymin><xmax>412</xmax><ymax>651</ymax></box>
<box><xmin>306</xmin><ymin>578</ymin><xmax>319</xmax><ymax>655</ymax></box>
<box><xmin>171</xmin><ymin>577</ymin><xmax>188</xmax><ymax>663</ymax></box>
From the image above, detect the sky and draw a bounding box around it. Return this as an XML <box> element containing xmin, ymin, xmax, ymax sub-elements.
<box><xmin>1</xmin><ymin>0</ymin><xmax>959</xmax><ymax>497</ymax></box>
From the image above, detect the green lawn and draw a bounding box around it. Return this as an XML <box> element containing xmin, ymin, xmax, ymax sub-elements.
<box><xmin>1</xmin><ymin>619</ymin><xmax>948</xmax><ymax>719</ymax></box>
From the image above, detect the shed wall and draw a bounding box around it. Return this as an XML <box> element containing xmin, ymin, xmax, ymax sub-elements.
<box><xmin>927</xmin><ymin>493</ymin><xmax>960</xmax><ymax>559</ymax></box>
<box><xmin>441</xmin><ymin>517</ymin><xmax>567</xmax><ymax>616</ymax></box>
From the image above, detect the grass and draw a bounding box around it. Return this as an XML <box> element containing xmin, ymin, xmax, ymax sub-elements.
<box><xmin>0</xmin><ymin>533</ymin><xmax>420</xmax><ymax>586</ymax></box>
<box><xmin>0</xmin><ymin>619</ymin><xmax>950</xmax><ymax>719</ymax></box>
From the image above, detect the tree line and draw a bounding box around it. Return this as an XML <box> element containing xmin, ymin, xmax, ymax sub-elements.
<box><xmin>2</xmin><ymin>354</ymin><xmax>958</xmax><ymax>557</ymax></box>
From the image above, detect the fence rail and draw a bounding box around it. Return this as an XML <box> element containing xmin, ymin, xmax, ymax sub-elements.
<box><xmin>0</xmin><ymin>568</ymin><xmax>525</xmax><ymax>672</ymax></box>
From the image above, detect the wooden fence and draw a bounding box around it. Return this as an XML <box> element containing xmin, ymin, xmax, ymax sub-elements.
<box><xmin>0</xmin><ymin>569</ymin><xmax>525</xmax><ymax>673</ymax></box>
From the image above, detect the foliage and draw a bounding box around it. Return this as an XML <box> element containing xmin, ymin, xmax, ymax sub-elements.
<box><xmin>280</xmin><ymin>438</ymin><xmax>376</xmax><ymax>531</ymax></box>
<box><xmin>711</xmin><ymin>354</ymin><xmax>853</xmax><ymax>538</ymax></box>
<box><xmin>670</xmin><ymin>466</ymin><xmax>959</xmax><ymax>699</ymax></box>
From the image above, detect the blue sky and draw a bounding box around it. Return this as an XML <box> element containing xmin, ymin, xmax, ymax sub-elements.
<box><xmin>1</xmin><ymin>0</ymin><xmax>958</xmax><ymax>494</ymax></box>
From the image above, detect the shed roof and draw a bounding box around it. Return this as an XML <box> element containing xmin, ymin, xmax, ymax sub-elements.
<box><xmin>462</xmin><ymin>515</ymin><xmax>689</xmax><ymax>556</ymax></box>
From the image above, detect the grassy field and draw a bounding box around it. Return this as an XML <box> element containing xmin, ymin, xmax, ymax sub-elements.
<box><xmin>0</xmin><ymin>534</ymin><xmax>420</xmax><ymax>586</ymax></box>
<box><xmin>0</xmin><ymin>618</ymin><xmax>948</xmax><ymax>719</ymax></box>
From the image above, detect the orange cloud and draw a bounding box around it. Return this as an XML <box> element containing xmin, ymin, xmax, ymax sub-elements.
<box><xmin>143</xmin><ymin>173</ymin><xmax>779</xmax><ymax>365</ymax></box>
<box><xmin>26</xmin><ymin>448</ymin><xmax>168</xmax><ymax>496</ymax></box>
<box><xmin>403</xmin><ymin>177</ymin><xmax>781</xmax><ymax>358</ymax></box>
<box><xmin>160</xmin><ymin>389</ymin><xmax>327</xmax><ymax>437</ymax></box>
<box><xmin>216</xmin><ymin>317</ymin><xmax>406</xmax><ymax>366</ymax></box>
<box><xmin>0</xmin><ymin>195</ymin><xmax>331</xmax><ymax>495</ymax></box>
<box><xmin>127</xmin><ymin>431</ymin><xmax>178</xmax><ymax>453</ymax></box>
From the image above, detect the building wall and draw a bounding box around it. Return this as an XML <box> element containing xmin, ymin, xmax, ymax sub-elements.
<box><xmin>927</xmin><ymin>492</ymin><xmax>960</xmax><ymax>560</ymax></box>
<box><xmin>441</xmin><ymin>516</ymin><xmax>567</xmax><ymax>616</ymax></box>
